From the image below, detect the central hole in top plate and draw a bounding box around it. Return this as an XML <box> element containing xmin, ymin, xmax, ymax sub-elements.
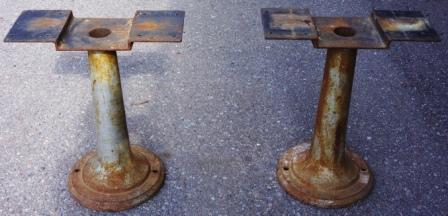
<box><xmin>334</xmin><ymin>27</ymin><xmax>356</xmax><ymax>37</ymax></box>
<box><xmin>89</xmin><ymin>28</ymin><xmax>112</xmax><ymax>38</ymax></box>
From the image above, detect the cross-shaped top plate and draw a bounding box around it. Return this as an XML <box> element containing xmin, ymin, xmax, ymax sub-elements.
<box><xmin>4</xmin><ymin>10</ymin><xmax>185</xmax><ymax>51</ymax></box>
<box><xmin>261</xmin><ymin>8</ymin><xmax>440</xmax><ymax>49</ymax></box>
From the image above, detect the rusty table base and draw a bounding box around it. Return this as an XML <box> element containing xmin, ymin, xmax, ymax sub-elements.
<box><xmin>263</xmin><ymin>8</ymin><xmax>440</xmax><ymax>209</ymax></box>
<box><xmin>277</xmin><ymin>142</ymin><xmax>373</xmax><ymax>208</ymax></box>
<box><xmin>68</xmin><ymin>145</ymin><xmax>165</xmax><ymax>211</ymax></box>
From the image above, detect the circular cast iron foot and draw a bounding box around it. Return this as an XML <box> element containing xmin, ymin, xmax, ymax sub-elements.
<box><xmin>68</xmin><ymin>145</ymin><xmax>165</xmax><ymax>211</ymax></box>
<box><xmin>277</xmin><ymin>142</ymin><xmax>373</xmax><ymax>208</ymax></box>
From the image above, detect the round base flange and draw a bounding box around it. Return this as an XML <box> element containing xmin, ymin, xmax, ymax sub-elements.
<box><xmin>277</xmin><ymin>142</ymin><xmax>373</xmax><ymax>208</ymax></box>
<box><xmin>68</xmin><ymin>145</ymin><xmax>165</xmax><ymax>211</ymax></box>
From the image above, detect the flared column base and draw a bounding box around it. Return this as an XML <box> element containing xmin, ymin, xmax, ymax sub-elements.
<box><xmin>68</xmin><ymin>145</ymin><xmax>165</xmax><ymax>211</ymax></box>
<box><xmin>277</xmin><ymin>142</ymin><xmax>373</xmax><ymax>208</ymax></box>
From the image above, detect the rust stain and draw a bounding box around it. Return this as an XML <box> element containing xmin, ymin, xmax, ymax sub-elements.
<box><xmin>92</xmin><ymin>79</ymin><xmax>96</xmax><ymax>92</ymax></box>
<box><xmin>379</xmin><ymin>18</ymin><xmax>426</xmax><ymax>32</ymax></box>
<box><xmin>28</xmin><ymin>17</ymin><xmax>63</xmax><ymax>29</ymax></box>
<box><xmin>277</xmin><ymin>141</ymin><xmax>372</xmax><ymax>208</ymax></box>
<box><xmin>68</xmin><ymin>145</ymin><xmax>165</xmax><ymax>211</ymax></box>
<box><xmin>85</xmin><ymin>152</ymin><xmax>147</xmax><ymax>192</ymax></box>
<box><xmin>88</xmin><ymin>51</ymin><xmax>118</xmax><ymax>82</ymax></box>
<box><xmin>271</xmin><ymin>14</ymin><xmax>311</xmax><ymax>29</ymax></box>
<box><xmin>57</xmin><ymin>18</ymin><xmax>133</xmax><ymax>51</ymax></box>
<box><xmin>316</xmin><ymin>18</ymin><xmax>351</xmax><ymax>36</ymax></box>
<box><xmin>276</xmin><ymin>49</ymin><xmax>371</xmax><ymax>208</ymax></box>
<box><xmin>325</xmin><ymin>18</ymin><xmax>351</xmax><ymax>29</ymax></box>
<box><xmin>134</xmin><ymin>20</ymin><xmax>168</xmax><ymax>31</ymax></box>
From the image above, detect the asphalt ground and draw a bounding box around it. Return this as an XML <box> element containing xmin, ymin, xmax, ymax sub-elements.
<box><xmin>0</xmin><ymin>0</ymin><xmax>447</xmax><ymax>215</ymax></box>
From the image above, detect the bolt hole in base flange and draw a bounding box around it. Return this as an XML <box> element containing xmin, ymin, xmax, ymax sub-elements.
<box><xmin>277</xmin><ymin>142</ymin><xmax>373</xmax><ymax>208</ymax></box>
<box><xmin>334</xmin><ymin>27</ymin><xmax>356</xmax><ymax>37</ymax></box>
<box><xmin>68</xmin><ymin>145</ymin><xmax>165</xmax><ymax>211</ymax></box>
<box><xmin>89</xmin><ymin>28</ymin><xmax>112</xmax><ymax>38</ymax></box>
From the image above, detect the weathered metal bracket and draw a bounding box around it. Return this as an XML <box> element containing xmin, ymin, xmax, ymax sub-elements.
<box><xmin>262</xmin><ymin>9</ymin><xmax>440</xmax><ymax>48</ymax></box>
<box><xmin>4</xmin><ymin>10</ymin><xmax>185</xmax><ymax>50</ymax></box>
<box><xmin>4</xmin><ymin>10</ymin><xmax>185</xmax><ymax>212</ymax></box>
<box><xmin>262</xmin><ymin>8</ymin><xmax>440</xmax><ymax>208</ymax></box>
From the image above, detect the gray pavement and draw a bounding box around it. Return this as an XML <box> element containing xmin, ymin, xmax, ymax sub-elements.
<box><xmin>0</xmin><ymin>0</ymin><xmax>447</xmax><ymax>215</ymax></box>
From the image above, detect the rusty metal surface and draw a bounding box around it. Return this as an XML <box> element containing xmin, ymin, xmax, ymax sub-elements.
<box><xmin>276</xmin><ymin>48</ymin><xmax>373</xmax><ymax>208</ymax></box>
<box><xmin>277</xmin><ymin>142</ymin><xmax>373</xmax><ymax>208</ymax></box>
<box><xmin>264</xmin><ymin>9</ymin><xmax>440</xmax><ymax>209</ymax></box>
<box><xmin>310</xmin><ymin>48</ymin><xmax>357</xmax><ymax>164</ymax></box>
<box><xmin>3</xmin><ymin>9</ymin><xmax>184</xmax><ymax>212</ymax></box>
<box><xmin>372</xmin><ymin>10</ymin><xmax>440</xmax><ymax>43</ymax></box>
<box><xmin>261</xmin><ymin>8</ymin><xmax>440</xmax><ymax>49</ymax></box>
<box><xmin>68</xmin><ymin>145</ymin><xmax>165</xmax><ymax>212</ymax></box>
<box><xmin>57</xmin><ymin>18</ymin><xmax>132</xmax><ymax>51</ymax></box>
<box><xmin>261</xmin><ymin>8</ymin><xmax>317</xmax><ymax>40</ymax></box>
<box><xmin>88</xmin><ymin>51</ymin><xmax>131</xmax><ymax>163</ymax></box>
<box><xmin>130</xmin><ymin>10</ymin><xmax>185</xmax><ymax>42</ymax></box>
<box><xmin>4</xmin><ymin>10</ymin><xmax>72</xmax><ymax>43</ymax></box>
<box><xmin>66</xmin><ymin>51</ymin><xmax>165</xmax><ymax>211</ymax></box>
<box><xmin>313</xmin><ymin>17</ymin><xmax>387</xmax><ymax>49</ymax></box>
<box><xmin>4</xmin><ymin>10</ymin><xmax>185</xmax><ymax>51</ymax></box>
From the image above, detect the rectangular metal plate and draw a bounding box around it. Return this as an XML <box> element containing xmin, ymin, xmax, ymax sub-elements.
<box><xmin>372</xmin><ymin>10</ymin><xmax>440</xmax><ymax>42</ymax></box>
<box><xmin>130</xmin><ymin>10</ymin><xmax>185</xmax><ymax>42</ymax></box>
<box><xmin>261</xmin><ymin>8</ymin><xmax>318</xmax><ymax>40</ymax></box>
<box><xmin>57</xmin><ymin>18</ymin><xmax>132</xmax><ymax>51</ymax></box>
<box><xmin>4</xmin><ymin>10</ymin><xmax>72</xmax><ymax>43</ymax></box>
<box><xmin>4</xmin><ymin>10</ymin><xmax>185</xmax><ymax>51</ymax></box>
<box><xmin>313</xmin><ymin>17</ymin><xmax>387</xmax><ymax>49</ymax></box>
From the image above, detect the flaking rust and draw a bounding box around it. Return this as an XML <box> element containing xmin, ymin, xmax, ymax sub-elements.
<box><xmin>262</xmin><ymin>8</ymin><xmax>439</xmax><ymax>208</ymax></box>
<box><xmin>5</xmin><ymin>10</ymin><xmax>184</xmax><ymax>211</ymax></box>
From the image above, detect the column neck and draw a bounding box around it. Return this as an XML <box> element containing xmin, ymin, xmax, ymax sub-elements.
<box><xmin>88</xmin><ymin>50</ymin><xmax>131</xmax><ymax>165</ymax></box>
<box><xmin>309</xmin><ymin>48</ymin><xmax>357</xmax><ymax>165</ymax></box>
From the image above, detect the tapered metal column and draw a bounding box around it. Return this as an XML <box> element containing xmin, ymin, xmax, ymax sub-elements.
<box><xmin>89</xmin><ymin>51</ymin><xmax>131</xmax><ymax>164</ymax></box>
<box><xmin>277</xmin><ymin>48</ymin><xmax>373</xmax><ymax>208</ymax></box>
<box><xmin>311</xmin><ymin>48</ymin><xmax>357</xmax><ymax>168</ymax></box>
<box><xmin>67</xmin><ymin>51</ymin><xmax>165</xmax><ymax>211</ymax></box>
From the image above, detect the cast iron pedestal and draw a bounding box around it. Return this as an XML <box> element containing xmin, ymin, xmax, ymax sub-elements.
<box><xmin>5</xmin><ymin>10</ymin><xmax>185</xmax><ymax>211</ymax></box>
<box><xmin>261</xmin><ymin>9</ymin><xmax>440</xmax><ymax>207</ymax></box>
